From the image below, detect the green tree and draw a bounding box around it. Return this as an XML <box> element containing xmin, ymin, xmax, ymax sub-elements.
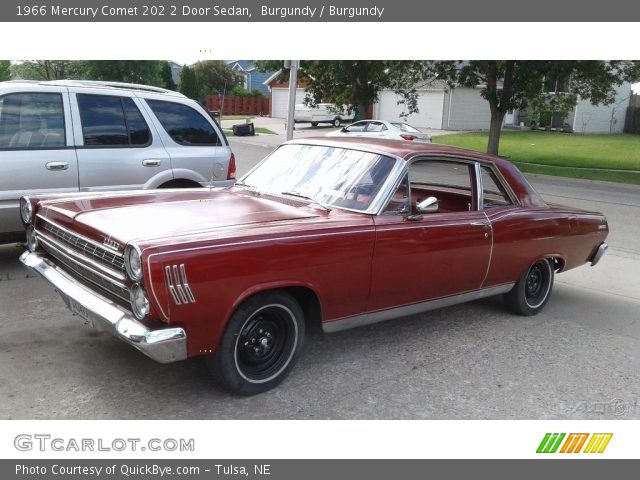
<box><xmin>160</xmin><ymin>61</ymin><xmax>176</xmax><ymax>90</ymax></box>
<box><xmin>179</xmin><ymin>65</ymin><xmax>200</xmax><ymax>100</ymax></box>
<box><xmin>192</xmin><ymin>60</ymin><xmax>240</xmax><ymax>96</ymax></box>
<box><xmin>0</xmin><ymin>61</ymin><xmax>10</xmax><ymax>81</ymax></box>
<box><xmin>10</xmin><ymin>60</ymin><xmax>76</xmax><ymax>80</ymax></box>
<box><xmin>255</xmin><ymin>60</ymin><xmax>432</xmax><ymax>119</ymax></box>
<box><xmin>430</xmin><ymin>60</ymin><xmax>640</xmax><ymax>155</ymax></box>
<box><xmin>74</xmin><ymin>60</ymin><xmax>164</xmax><ymax>85</ymax></box>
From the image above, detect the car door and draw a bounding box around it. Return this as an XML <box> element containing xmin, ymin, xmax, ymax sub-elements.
<box><xmin>368</xmin><ymin>158</ymin><xmax>492</xmax><ymax>311</ymax></box>
<box><xmin>141</xmin><ymin>97</ymin><xmax>233</xmax><ymax>186</ymax></box>
<box><xmin>69</xmin><ymin>90</ymin><xmax>172</xmax><ymax>191</ymax></box>
<box><xmin>0</xmin><ymin>87</ymin><xmax>79</xmax><ymax>237</ymax></box>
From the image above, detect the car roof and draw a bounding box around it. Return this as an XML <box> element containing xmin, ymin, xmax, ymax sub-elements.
<box><xmin>286</xmin><ymin>136</ymin><xmax>505</xmax><ymax>166</ymax></box>
<box><xmin>1</xmin><ymin>79</ymin><xmax>185</xmax><ymax>97</ymax></box>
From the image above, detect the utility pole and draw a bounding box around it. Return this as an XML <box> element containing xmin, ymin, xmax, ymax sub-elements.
<box><xmin>285</xmin><ymin>60</ymin><xmax>299</xmax><ymax>141</ymax></box>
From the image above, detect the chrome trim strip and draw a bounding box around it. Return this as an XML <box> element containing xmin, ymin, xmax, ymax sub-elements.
<box><xmin>475</xmin><ymin>162</ymin><xmax>484</xmax><ymax>211</ymax></box>
<box><xmin>164</xmin><ymin>266</ymin><xmax>182</xmax><ymax>305</ymax></box>
<box><xmin>173</xmin><ymin>265</ymin><xmax>189</xmax><ymax>304</ymax></box>
<box><xmin>36</xmin><ymin>230</ymin><xmax>126</xmax><ymax>281</ymax></box>
<box><xmin>164</xmin><ymin>264</ymin><xmax>196</xmax><ymax>305</ymax></box>
<box><xmin>322</xmin><ymin>283</ymin><xmax>515</xmax><ymax>333</ymax></box>
<box><xmin>591</xmin><ymin>242</ymin><xmax>608</xmax><ymax>267</ymax></box>
<box><xmin>179</xmin><ymin>264</ymin><xmax>196</xmax><ymax>303</ymax></box>
<box><xmin>20</xmin><ymin>251</ymin><xmax>187</xmax><ymax>364</ymax></box>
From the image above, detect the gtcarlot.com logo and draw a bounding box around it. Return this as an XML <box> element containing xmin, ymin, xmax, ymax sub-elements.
<box><xmin>536</xmin><ymin>433</ymin><xmax>613</xmax><ymax>454</ymax></box>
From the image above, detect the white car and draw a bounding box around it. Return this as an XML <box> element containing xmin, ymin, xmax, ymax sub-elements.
<box><xmin>294</xmin><ymin>103</ymin><xmax>354</xmax><ymax>127</ymax></box>
<box><xmin>325</xmin><ymin>120</ymin><xmax>432</xmax><ymax>143</ymax></box>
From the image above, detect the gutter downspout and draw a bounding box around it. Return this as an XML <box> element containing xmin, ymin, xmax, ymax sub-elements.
<box><xmin>447</xmin><ymin>88</ymin><xmax>454</xmax><ymax>129</ymax></box>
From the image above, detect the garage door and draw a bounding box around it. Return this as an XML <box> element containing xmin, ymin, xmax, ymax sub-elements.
<box><xmin>271</xmin><ymin>88</ymin><xmax>306</xmax><ymax>118</ymax></box>
<box><xmin>376</xmin><ymin>89</ymin><xmax>444</xmax><ymax>129</ymax></box>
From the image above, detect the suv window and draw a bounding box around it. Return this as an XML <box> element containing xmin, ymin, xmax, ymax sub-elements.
<box><xmin>0</xmin><ymin>92</ymin><xmax>66</xmax><ymax>149</ymax></box>
<box><xmin>146</xmin><ymin>99</ymin><xmax>220</xmax><ymax>146</ymax></box>
<box><xmin>77</xmin><ymin>94</ymin><xmax>151</xmax><ymax>147</ymax></box>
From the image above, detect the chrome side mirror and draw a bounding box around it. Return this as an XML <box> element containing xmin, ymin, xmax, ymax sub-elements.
<box><xmin>416</xmin><ymin>196</ymin><xmax>438</xmax><ymax>214</ymax></box>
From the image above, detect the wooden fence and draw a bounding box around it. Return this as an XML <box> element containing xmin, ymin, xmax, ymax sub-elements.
<box><xmin>204</xmin><ymin>95</ymin><xmax>270</xmax><ymax>116</ymax></box>
<box><xmin>624</xmin><ymin>107</ymin><xmax>640</xmax><ymax>134</ymax></box>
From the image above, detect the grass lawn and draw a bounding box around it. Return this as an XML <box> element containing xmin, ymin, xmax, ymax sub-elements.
<box><xmin>434</xmin><ymin>131</ymin><xmax>640</xmax><ymax>185</ymax></box>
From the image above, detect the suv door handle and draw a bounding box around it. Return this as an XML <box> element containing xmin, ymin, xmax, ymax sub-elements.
<box><xmin>46</xmin><ymin>162</ymin><xmax>69</xmax><ymax>171</ymax></box>
<box><xmin>142</xmin><ymin>159</ymin><xmax>162</xmax><ymax>167</ymax></box>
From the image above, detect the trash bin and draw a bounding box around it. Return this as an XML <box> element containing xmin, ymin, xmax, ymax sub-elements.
<box><xmin>232</xmin><ymin>123</ymin><xmax>255</xmax><ymax>136</ymax></box>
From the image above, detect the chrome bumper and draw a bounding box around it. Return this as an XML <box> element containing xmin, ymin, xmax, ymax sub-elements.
<box><xmin>591</xmin><ymin>242</ymin><xmax>608</xmax><ymax>267</ymax></box>
<box><xmin>20</xmin><ymin>251</ymin><xmax>187</xmax><ymax>364</ymax></box>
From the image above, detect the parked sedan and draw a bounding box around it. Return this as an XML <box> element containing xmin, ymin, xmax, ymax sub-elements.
<box><xmin>325</xmin><ymin>119</ymin><xmax>432</xmax><ymax>142</ymax></box>
<box><xmin>20</xmin><ymin>138</ymin><xmax>608</xmax><ymax>395</ymax></box>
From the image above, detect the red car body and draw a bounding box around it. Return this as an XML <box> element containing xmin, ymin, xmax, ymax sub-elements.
<box><xmin>20</xmin><ymin>138</ymin><xmax>609</xmax><ymax>393</ymax></box>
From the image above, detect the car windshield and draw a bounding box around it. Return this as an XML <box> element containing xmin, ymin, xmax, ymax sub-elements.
<box><xmin>240</xmin><ymin>144</ymin><xmax>397</xmax><ymax>212</ymax></box>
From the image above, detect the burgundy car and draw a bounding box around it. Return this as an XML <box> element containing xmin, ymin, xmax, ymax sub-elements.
<box><xmin>19</xmin><ymin>138</ymin><xmax>609</xmax><ymax>395</ymax></box>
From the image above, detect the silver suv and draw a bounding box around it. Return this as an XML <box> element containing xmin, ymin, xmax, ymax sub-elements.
<box><xmin>0</xmin><ymin>80</ymin><xmax>235</xmax><ymax>242</ymax></box>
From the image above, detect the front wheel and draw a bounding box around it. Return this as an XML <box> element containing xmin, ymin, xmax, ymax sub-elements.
<box><xmin>207</xmin><ymin>291</ymin><xmax>305</xmax><ymax>395</ymax></box>
<box><xmin>504</xmin><ymin>259</ymin><xmax>555</xmax><ymax>316</ymax></box>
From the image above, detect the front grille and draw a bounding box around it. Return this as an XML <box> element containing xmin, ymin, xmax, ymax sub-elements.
<box><xmin>42</xmin><ymin>220</ymin><xmax>125</xmax><ymax>274</ymax></box>
<box><xmin>36</xmin><ymin>218</ymin><xmax>130</xmax><ymax>304</ymax></box>
<box><xmin>42</xmin><ymin>238</ymin><xmax>130</xmax><ymax>302</ymax></box>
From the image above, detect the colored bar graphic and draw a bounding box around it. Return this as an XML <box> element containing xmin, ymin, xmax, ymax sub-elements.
<box><xmin>538</xmin><ymin>433</ymin><xmax>613</xmax><ymax>454</ymax></box>
<box><xmin>536</xmin><ymin>433</ymin><xmax>565</xmax><ymax>453</ymax></box>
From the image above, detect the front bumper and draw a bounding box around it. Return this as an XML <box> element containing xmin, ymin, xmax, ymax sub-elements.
<box><xmin>590</xmin><ymin>242</ymin><xmax>608</xmax><ymax>267</ymax></box>
<box><xmin>20</xmin><ymin>251</ymin><xmax>187</xmax><ymax>363</ymax></box>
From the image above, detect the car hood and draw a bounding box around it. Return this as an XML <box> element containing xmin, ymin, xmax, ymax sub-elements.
<box><xmin>38</xmin><ymin>188</ymin><xmax>323</xmax><ymax>249</ymax></box>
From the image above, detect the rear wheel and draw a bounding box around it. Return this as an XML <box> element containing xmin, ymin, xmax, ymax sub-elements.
<box><xmin>207</xmin><ymin>291</ymin><xmax>305</xmax><ymax>395</ymax></box>
<box><xmin>504</xmin><ymin>259</ymin><xmax>555</xmax><ymax>316</ymax></box>
<box><xmin>311</xmin><ymin>122</ymin><xmax>319</xmax><ymax>127</ymax></box>
<box><xmin>332</xmin><ymin>117</ymin><xmax>341</xmax><ymax>127</ymax></box>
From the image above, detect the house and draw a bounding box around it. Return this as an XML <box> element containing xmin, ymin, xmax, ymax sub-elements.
<box><xmin>263</xmin><ymin>73</ymin><xmax>307</xmax><ymax>118</ymax></box>
<box><xmin>168</xmin><ymin>61</ymin><xmax>183</xmax><ymax>87</ymax></box>
<box><xmin>226</xmin><ymin>61</ymin><xmax>274</xmax><ymax>96</ymax></box>
<box><xmin>374</xmin><ymin>82</ymin><xmax>633</xmax><ymax>133</ymax></box>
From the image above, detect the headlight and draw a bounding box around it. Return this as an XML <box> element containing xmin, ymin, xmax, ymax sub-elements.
<box><xmin>20</xmin><ymin>197</ymin><xmax>33</xmax><ymax>224</ymax></box>
<box><xmin>130</xmin><ymin>283</ymin><xmax>150</xmax><ymax>320</ymax></box>
<box><xmin>26</xmin><ymin>226</ymin><xmax>38</xmax><ymax>252</ymax></box>
<box><xmin>124</xmin><ymin>244</ymin><xmax>143</xmax><ymax>281</ymax></box>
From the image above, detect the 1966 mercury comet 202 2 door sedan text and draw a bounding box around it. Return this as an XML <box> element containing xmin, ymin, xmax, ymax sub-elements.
<box><xmin>19</xmin><ymin>138</ymin><xmax>609</xmax><ymax>395</ymax></box>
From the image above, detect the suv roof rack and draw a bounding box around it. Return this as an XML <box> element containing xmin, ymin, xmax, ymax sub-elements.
<box><xmin>41</xmin><ymin>80</ymin><xmax>185</xmax><ymax>97</ymax></box>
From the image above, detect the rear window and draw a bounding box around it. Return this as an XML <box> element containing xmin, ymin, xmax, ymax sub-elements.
<box><xmin>77</xmin><ymin>94</ymin><xmax>150</xmax><ymax>147</ymax></box>
<box><xmin>146</xmin><ymin>99</ymin><xmax>220</xmax><ymax>146</ymax></box>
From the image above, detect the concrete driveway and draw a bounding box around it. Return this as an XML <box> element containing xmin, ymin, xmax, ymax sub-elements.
<box><xmin>0</xmin><ymin>140</ymin><xmax>638</xmax><ymax>420</ymax></box>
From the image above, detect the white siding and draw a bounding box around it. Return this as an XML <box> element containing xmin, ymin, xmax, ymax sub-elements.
<box><xmin>570</xmin><ymin>83</ymin><xmax>632</xmax><ymax>134</ymax></box>
<box><xmin>375</xmin><ymin>89</ymin><xmax>444</xmax><ymax>129</ymax></box>
<box><xmin>446</xmin><ymin>87</ymin><xmax>492</xmax><ymax>130</ymax></box>
<box><xmin>271</xmin><ymin>88</ymin><xmax>306</xmax><ymax>118</ymax></box>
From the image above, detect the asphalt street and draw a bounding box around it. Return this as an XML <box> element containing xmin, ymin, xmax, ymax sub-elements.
<box><xmin>0</xmin><ymin>137</ymin><xmax>639</xmax><ymax>419</ymax></box>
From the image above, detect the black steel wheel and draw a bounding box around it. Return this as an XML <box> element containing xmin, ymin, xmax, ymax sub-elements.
<box><xmin>504</xmin><ymin>259</ymin><xmax>555</xmax><ymax>316</ymax></box>
<box><xmin>207</xmin><ymin>291</ymin><xmax>305</xmax><ymax>395</ymax></box>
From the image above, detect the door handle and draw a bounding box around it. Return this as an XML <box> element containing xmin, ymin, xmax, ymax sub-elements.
<box><xmin>143</xmin><ymin>159</ymin><xmax>162</xmax><ymax>167</ymax></box>
<box><xmin>471</xmin><ymin>221</ymin><xmax>491</xmax><ymax>228</ymax></box>
<box><xmin>46</xmin><ymin>162</ymin><xmax>69</xmax><ymax>171</ymax></box>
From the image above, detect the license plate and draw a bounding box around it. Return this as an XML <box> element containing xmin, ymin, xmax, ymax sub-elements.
<box><xmin>69</xmin><ymin>297</ymin><xmax>95</xmax><ymax>327</ymax></box>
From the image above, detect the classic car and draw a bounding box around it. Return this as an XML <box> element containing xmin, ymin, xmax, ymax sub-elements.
<box><xmin>19</xmin><ymin>138</ymin><xmax>609</xmax><ymax>395</ymax></box>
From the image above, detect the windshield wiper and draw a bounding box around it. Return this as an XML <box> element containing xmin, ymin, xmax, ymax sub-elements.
<box><xmin>281</xmin><ymin>190</ymin><xmax>332</xmax><ymax>212</ymax></box>
<box><xmin>235</xmin><ymin>181</ymin><xmax>260</xmax><ymax>193</ymax></box>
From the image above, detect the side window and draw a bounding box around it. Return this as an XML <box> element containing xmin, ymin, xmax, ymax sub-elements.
<box><xmin>146</xmin><ymin>99</ymin><xmax>220</xmax><ymax>146</ymax></box>
<box><xmin>366</xmin><ymin>122</ymin><xmax>386</xmax><ymax>132</ymax></box>
<box><xmin>77</xmin><ymin>94</ymin><xmax>151</xmax><ymax>147</ymax></box>
<box><xmin>344</xmin><ymin>122</ymin><xmax>367</xmax><ymax>133</ymax></box>
<box><xmin>480</xmin><ymin>166</ymin><xmax>513</xmax><ymax>208</ymax></box>
<box><xmin>0</xmin><ymin>92</ymin><xmax>66</xmax><ymax>149</ymax></box>
<box><xmin>409</xmin><ymin>160</ymin><xmax>473</xmax><ymax>213</ymax></box>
